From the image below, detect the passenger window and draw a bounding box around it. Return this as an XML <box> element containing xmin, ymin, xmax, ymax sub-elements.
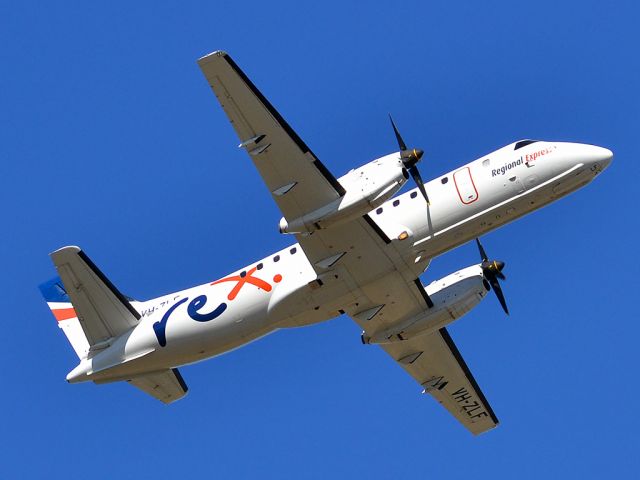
<box><xmin>441</xmin><ymin>177</ymin><xmax>448</xmax><ymax>184</ymax></box>
<box><xmin>410</xmin><ymin>191</ymin><xmax>417</xmax><ymax>199</ymax></box>
<box><xmin>290</xmin><ymin>247</ymin><xmax>297</xmax><ymax>255</ymax></box>
<box><xmin>257</xmin><ymin>263</ymin><xmax>263</xmax><ymax>270</ymax></box>
<box><xmin>393</xmin><ymin>199</ymin><xmax>400</xmax><ymax>207</ymax></box>
<box><xmin>376</xmin><ymin>207</ymin><xmax>383</xmax><ymax>214</ymax></box>
<box><xmin>482</xmin><ymin>159</ymin><xmax>490</xmax><ymax>167</ymax></box>
<box><xmin>274</xmin><ymin>255</ymin><xmax>280</xmax><ymax>262</ymax></box>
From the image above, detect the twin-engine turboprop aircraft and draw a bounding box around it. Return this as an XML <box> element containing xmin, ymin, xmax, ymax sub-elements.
<box><xmin>40</xmin><ymin>51</ymin><xmax>612</xmax><ymax>435</ymax></box>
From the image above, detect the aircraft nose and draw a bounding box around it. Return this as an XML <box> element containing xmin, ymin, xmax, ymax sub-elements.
<box><xmin>571</xmin><ymin>143</ymin><xmax>613</xmax><ymax>172</ymax></box>
<box><xmin>572</xmin><ymin>143</ymin><xmax>613</xmax><ymax>171</ymax></box>
<box><xmin>600</xmin><ymin>147</ymin><xmax>613</xmax><ymax>168</ymax></box>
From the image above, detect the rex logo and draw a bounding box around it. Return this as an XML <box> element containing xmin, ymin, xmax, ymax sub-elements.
<box><xmin>152</xmin><ymin>268</ymin><xmax>282</xmax><ymax>347</ymax></box>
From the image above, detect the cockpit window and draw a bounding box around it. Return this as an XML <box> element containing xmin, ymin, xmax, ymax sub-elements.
<box><xmin>514</xmin><ymin>140</ymin><xmax>539</xmax><ymax>150</ymax></box>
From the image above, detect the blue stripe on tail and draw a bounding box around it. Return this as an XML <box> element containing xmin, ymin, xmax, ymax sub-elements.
<box><xmin>38</xmin><ymin>277</ymin><xmax>70</xmax><ymax>303</ymax></box>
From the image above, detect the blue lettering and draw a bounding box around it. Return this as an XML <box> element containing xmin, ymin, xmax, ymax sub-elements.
<box><xmin>187</xmin><ymin>295</ymin><xmax>227</xmax><ymax>322</ymax></box>
<box><xmin>153</xmin><ymin>298</ymin><xmax>188</xmax><ymax>347</ymax></box>
<box><xmin>152</xmin><ymin>295</ymin><xmax>228</xmax><ymax>347</ymax></box>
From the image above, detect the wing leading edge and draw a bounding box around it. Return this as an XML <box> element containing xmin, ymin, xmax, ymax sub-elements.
<box><xmin>346</xmin><ymin>273</ymin><xmax>498</xmax><ymax>435</ymax></box>
<box><xmin>381</xmin><ymin>327</ymin><xmax>498</xmax><ymax>435</ymax></box>
<box><xmin>198</xmin><ymin>50</ymin><xmax>345</xmax><ymax>225</ymax></box>
<box><xmin>198</xmin><ymin>50</ymin><xmax>400</xmax><ymax>283</ymax></box>
<box><xmin>198</xmin><ymin>51</ymin><xmax>496</xmax><ymax>433</ymax></box>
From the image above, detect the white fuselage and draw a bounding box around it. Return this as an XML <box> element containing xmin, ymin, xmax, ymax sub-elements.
<box><xmin>68</xmin><ymin>140</ymin><xmax>611</xmax><ymax>383</ymax></box>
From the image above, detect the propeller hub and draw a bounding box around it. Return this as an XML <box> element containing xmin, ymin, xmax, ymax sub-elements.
<box><xmin>475</xmin><ymin>238</ymin><xmax>509</xmax><ymax>315</ymax></box>
<box><xmin>401</xmin><ymin>148</ymin><xmax>424</xmax><ymax>168</ymax></box>
<box><xmin>482</xmin><ymin>260</ymin><xmax>505</xmax><ymax>273</ymax></box>
<box><xmin>389</xmin><ymin>115</ymin><xmax>430</xmax><ymax>205</ymax></box>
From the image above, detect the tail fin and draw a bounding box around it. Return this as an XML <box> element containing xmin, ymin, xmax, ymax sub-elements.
<box><xmin>39</xmin><ymin>277</ymin><xmax>90</xmax><ymax>359</ymax></box>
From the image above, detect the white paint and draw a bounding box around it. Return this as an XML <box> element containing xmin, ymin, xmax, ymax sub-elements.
<box><xmin>57</xmin><ymin>139</ymin><xmax>611</xmax><ymax>385</ymax></box>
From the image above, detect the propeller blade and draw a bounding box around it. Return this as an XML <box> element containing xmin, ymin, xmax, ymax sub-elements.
<box><xmin>475</xmin><ymin>238</ymin><xmax>509</xmax><ymax>314</ymax></box>
<box><xmin>388</xmin><ymin>114</ymin><xmax>429</xmax><ymax>205</ymax></box>
<box><xmin>475</xmin><ymin>238</ymin><xmax>489</xmax><ymax>262</ymax></box>
<box><xmin>409</xmin><ymin>166</ymin><xmax>430</xmax><ymax>205</ymax></box>
<box><xmin>389</xmin><ymin>114</ymin><xmax>407</xmax><ymax>151</ymax></box>
<box><xmin>487</xmin><ymin>273</ymin><xmax>509</xmax><ymax>315</ymax></box>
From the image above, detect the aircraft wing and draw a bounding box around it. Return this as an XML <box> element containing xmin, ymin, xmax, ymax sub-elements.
<box><xmin>197</xmin><ymin>50</ymin><xmax>403</xmax><ymax>286</ymax></box>
<box><xmin>126</xmin><ymin>368</ymin><xmax>188</xmax><ymax>404</ymax></box>
<box><xmin>197</xmin><ymin>51</ymin><xmax>345</xmax><ymax>223</ymax></box>
<box><xmin>344</xmin><ymin>273</ymin><xmax>498</xmax><ymax>435</ymax></box>
<box><xmin>380</xmin><ymin>328</ymin><xmax>498</xmax><ymax>435</ymax></box>
<box><xmin>50</xmin><ymin>246</ymin><xmax>140</xmax><ymax>347</ymax></box>
<box><xmin>197</xmin><ymin>51</ymin><xmax>496</xmax><ymax>433</ymax></box>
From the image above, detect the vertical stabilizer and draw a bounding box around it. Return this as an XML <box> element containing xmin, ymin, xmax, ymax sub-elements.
<box><xmin>39</xmin><ymin>277</ymin><xmax>90</xmax><ymax>359</ymax></box>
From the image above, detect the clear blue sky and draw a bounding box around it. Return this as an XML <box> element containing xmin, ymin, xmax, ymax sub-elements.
<box><xmin>2</xmin><ymin>1</ymin><xmax>638</xmax><ymax>478</ymax></box>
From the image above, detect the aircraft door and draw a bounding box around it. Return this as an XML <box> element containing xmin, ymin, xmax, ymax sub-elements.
<box><xmin>453</xmin><ymin>167</ymin><xmax>478</xmax><ymax>204</ymax></box>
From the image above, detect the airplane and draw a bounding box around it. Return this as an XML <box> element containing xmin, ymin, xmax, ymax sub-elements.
<box><xmin>39</xmin><ymin>50</ymin><xmax>612</xmax><ymax>435</ymax></box>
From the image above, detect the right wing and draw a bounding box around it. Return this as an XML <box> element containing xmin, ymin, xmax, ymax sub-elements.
<box><xmin>197</xmin><ymin>52</ymin><xmax>496</xmax><ymax>433</ymax></box>
<box><xmin>126</xmin><ymin>368</ymin><xmax>188</xmax><ymax>404</ymax></box>
<box><xmin>197</xmin><ymin>51</ymin><xmax>405</xmax><ymax>289</ymax></box>
<box><xmin>50</xmin><ymin>246</ymin><xmax>140</xmax><ymax>348</ymax></box>
<box><xmin>198</xmin><ymin>51</ymin><xmax>345</xmax><ymax>224</ymax></box>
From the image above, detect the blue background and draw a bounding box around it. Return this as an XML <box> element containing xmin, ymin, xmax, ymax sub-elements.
<box><xmin>2</xmin><ymin>1</ymin><xmax>638</xmax><ymax>478</ymax></box>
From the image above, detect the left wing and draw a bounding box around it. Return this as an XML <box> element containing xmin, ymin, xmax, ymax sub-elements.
<box><xmin>381</xmin><ymin>328</ymin><xmax>498</xmax><ymax>435</ymax></box>
<box><xmin>125</xmin><ymin>368</ymin><xmax>188</xmax><ymax>404</ymax></box>
<box><xmin>197</xmin><ymin>51</ymin><xmax>495</xmax><ymax>433</ymax></box>
<box><xmin>345</xmin><ymin>273</ymin><xmax>498</xmax><ymax>435</ymax></box>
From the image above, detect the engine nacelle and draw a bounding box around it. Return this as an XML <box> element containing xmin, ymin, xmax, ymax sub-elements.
<box><xmin>362</xmin><ymin>265</ymin><xmax>489</xmax><ymax>344</ymax></box>
<box><xmin>279</xmin><ymin>153</ymin><xmax>406</xmax><ymax>234</ymax></box>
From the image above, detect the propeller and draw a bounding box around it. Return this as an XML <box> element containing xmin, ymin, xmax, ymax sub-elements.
<box><xmin>389</xmin><ymin>115</ymin><xmax>430</xmax><ymax>205</ymax></box>
<box><xmin>475</xmin><ymin>238</ymin><xmax>509</xmax><ymax>315</ymax></box>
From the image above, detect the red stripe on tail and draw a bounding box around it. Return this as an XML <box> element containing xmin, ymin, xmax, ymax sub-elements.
<box><xmin>52</xmin><ymin>308</ymin><xmax>77</xmax><ymax>322</ymax></box>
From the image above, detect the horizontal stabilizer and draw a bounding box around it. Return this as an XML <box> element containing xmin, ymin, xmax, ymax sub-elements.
<box><xmin>127</xmin><ymin>369</ymin><xmax>189</xmax><ymax>404</ymax></box>
<box><xmin>50</xmin><ymin>246</ymin><xmax>140</xmax><ymax>350</ymax></box>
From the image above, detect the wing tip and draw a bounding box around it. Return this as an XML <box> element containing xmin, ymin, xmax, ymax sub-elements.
<box><xmin>197</xmin><ymin>50</ymin><xmax>228</xmax><ymax>65</ymax></box>
<box><xmin>471</xmin><ymin>424</ymin><xmax>499</xmax><ymax>436</ymax></box>
<box><xmin>50</xmin><ymin>245</ymin><xmax>81</xmax><ymax>254</ymax></box>
<box><xmin>50</xmin><ymin>245</ymin><xmax>82</xmax><ymax>262</ymax></box>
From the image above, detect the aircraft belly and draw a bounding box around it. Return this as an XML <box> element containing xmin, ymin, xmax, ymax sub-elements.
<box><xmin>96</xmin><ymin>164</ymin><xmax>600</xmax><ymax>381</ymax></box>
<box><xmin>42</xmin><ymin>51</ymin><xmax>614</xmax><ymax>415</ymax></box>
